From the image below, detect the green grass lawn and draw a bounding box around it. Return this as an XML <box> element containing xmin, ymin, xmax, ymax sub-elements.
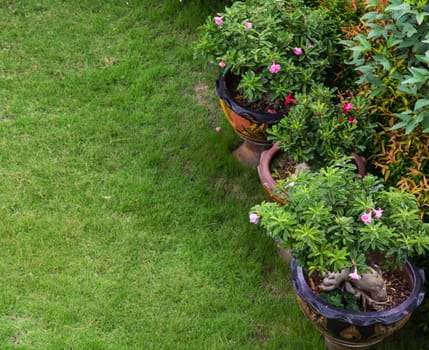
<box><xmin>0</xmin><ymin>0</ymin><xmax>427</xmax><ymax>349</ymax></box>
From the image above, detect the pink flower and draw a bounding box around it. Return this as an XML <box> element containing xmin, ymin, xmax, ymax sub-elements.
<box><xmin>374</xmin><ymin>208</ymin><xmax>383</xmax><ymax>219</ymax></box>
<box><xmin>349</xmin><ymin>269</ymin><xmax>361</xmax><ymax>280</ymax></box>
<box><xmin>266</xmin><ymin>108</ymin><xmax>277</xmax><ymax>114</ymax></box>
<box><xmin>361</xmin><ymin>211</ymin><xmax>372</xmax><ymax>224</ymax></box>
<box><xmin>343</xmin><ymin>102</ymin><xmax>353</xmax><ymax>114</ymax></box>
<box><xmin>249</xmin><ymin>213</ymin><xmax>260</xmax><ymax>224</ymax></box>
<box><xmin>293</xmin><ymin>47</ymin><xmax>303</xmax><ymax>56</ymax></box>
<box><xmin>348</xmin><ymin>117</ymin><xmax>357</xmax><ymax>123</ymax></box>
<box><xmin>284</xmin><ymin>93</ymin><xmax>297</xmax><ymax>106</ymax></box>
<box><xmin>348</xmin><ymin>260</ymin><xmax>361</xmax><ymax>280</ymax></box>
<box><xmin>214</xmin><ymin>16</ymin><xmax>223</xmax><ymax>25</ymax></box>
<box><xmin>269</xmin><ymin>62</ymin><xmax>281</xmax><ymax>74</ymax></box>
<box><xmin>307</xmin><ymin>42</ymin><xmax>312</xmax><ymax>49</ymax></box>
<box><xmin>215</xmin><ymin>127</ymin><xmax>222</xmax><ymax>132</ymax></box>
<box><xmin>245</xmin><ymin>22</ymin><xmax>252</xmax><ymax>29</ymax></box>
<box><xmin>218</xmin><ymin>60</ymin><xmax>226</xmax><ymax>68</ymax></box>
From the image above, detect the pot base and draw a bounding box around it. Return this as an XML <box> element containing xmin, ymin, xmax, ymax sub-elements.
<box><xmin>325</xmin><ymin>337</ymin><xmax>370</xmax><ymax>350</ymax></box>
<box><xmin>234</xmin><ymin>140</ymin><xmax>271</xmax><ymax>167</ymax></box>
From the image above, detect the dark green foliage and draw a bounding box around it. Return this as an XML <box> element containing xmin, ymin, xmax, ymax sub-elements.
<box><xmin>320</xmin><ymin>290</ymin><xmax>360</xmax><ymax>311</ymax></box>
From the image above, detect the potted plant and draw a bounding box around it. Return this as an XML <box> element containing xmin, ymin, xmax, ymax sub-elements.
<box><xmin>194</xmin><ymin>0</ymin><xmax>343</xmax><ymax>165</ymax></box>
<box><xmin>258</xmin><ymin>84</ymin><xmax>374</xmax><ymax>203</ymax></box>
<box><xmin>249</xmin><ymin>157</ymin><xmax>429</xmax><ymax>349</ymax></box>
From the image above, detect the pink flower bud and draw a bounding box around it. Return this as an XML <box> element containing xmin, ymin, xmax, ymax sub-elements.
<box><xmin>249</xmin><ymin>213</ymin><xmax>260</xmax><ymax>225</ymax></box>
<box><xmin>293</xmin><ymin>47</ymin><xmax>303</xmax><ymax>56</ymax></box>
<box><xmin>215</xmin><ymin>127</ymin><xmax>222</xmax><ymax>132</ymax></box>
<box><xmin>269</xmin><ymin>62</ymin><xmax>281</xmax><ymax>74</ymax></box>
<box><xmin>218</xmin><ymin>60</ymin><xmax>226</xmax><ymax>68</ymax></box>
<box><xmin>245</xmin><ymin>22</ymin><xmax>252</xmax><ymax>29</ymax></box>
<box><xmin>349</xmin><ymin>260</ymin><xmax>361</xmax><ymax>280</ymax></box>
<box><xmin>349</xmin><ymin>271</ymin><xmax>361</xmax><ymax>280</ymax></box>
<box><xmin>307</xmin><ymin>42</ymin><xmax>312</xmax><ymax>49</ymax></box>
<box><xmin>348</xmin><ymin>117</ymin><xmax>357</xmax><ymax>123</ymax></box>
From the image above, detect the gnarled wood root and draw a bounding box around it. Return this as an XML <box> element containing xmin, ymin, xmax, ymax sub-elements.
<box><xmin>319</xmin><ymin>266</ymin><xmax>388</xmax><ymax>311</ymax></box>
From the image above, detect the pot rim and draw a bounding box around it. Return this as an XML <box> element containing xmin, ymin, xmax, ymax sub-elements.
<box><xmin>291</xmin><ymin>258</ymin><xmax>425</xmax><ymax>326</ymax></box>
<box><xmin>257</xmin><ymin>142</ymin><xmax>282</xmax><ymax>193</ymax></box>
<box><xmin>216</xmin><ymin>71</ymin><xmax>285</xmax><ymax>124</ymax></box>
<box><xmin>257</xmin><ymin>143</ymin><xmax>368</xmax><ymax>198</ymax></box>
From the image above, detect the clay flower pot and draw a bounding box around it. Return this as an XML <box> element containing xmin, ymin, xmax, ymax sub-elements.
<box><xmin>291</xmin><ymin>258</ymin><xmax>425</xmax><ymax>350</ymax></box>
<box><xmin>257</xmin><ymin>142</ymin><xmax>288</xmax><ymax>204</ymax></box>
<box><xmin>216</xmin><ymin>72</ymin><xmax>284</xmax><ymax>166</ymax></box>
<box><xmin>258</xmin><ymin>142</ymin><xmax>368</xmax><ymax>204</ymax></box>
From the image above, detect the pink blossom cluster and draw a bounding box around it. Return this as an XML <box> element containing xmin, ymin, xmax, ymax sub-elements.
<box><xmin>342</xmin><ymin>102</ymin><xmax>357</xmax><ymax>123</ymax></box>
<box><xmin>361</xmin><ymin>208</ymin><xmax>383</xmax><ymax>224</ymax></box>
<box><xmin>269</xmin><ymin>62</ymin><xmax>281</xmax><ymax>74</ymax></box>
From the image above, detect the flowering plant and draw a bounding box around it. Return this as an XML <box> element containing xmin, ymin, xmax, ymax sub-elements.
<box><xmin>194</xmin><ymin>0</ymin><xmax>342</xmax><ymax>111</ymax></box>
<box><xmin>266</xmin><ymin>84</ymin><xmax>375</xmax><ymax>168</ymax></box>
<box><xmin>250</xmin><ymin>157</ymin><xmax>429</xmax><ymax>310</ymax></box>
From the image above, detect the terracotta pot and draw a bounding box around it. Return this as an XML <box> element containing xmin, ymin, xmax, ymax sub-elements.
<box><xmin>257</xmin><ymin>142</ymin><xmax>288</xmax><ymax>204</ymax></box>
<box><xmin>291</xmin><ymin>258</ymin><xmax>425</xmax><ymax>350</ymax></box>
<box><xmin>257</xmin><ymin>142</ymin><xmax>368</xmax><ymax>204</ymax></box>
<box><xmin>216</xmin><ymin>72</ymin><xmax>284</xmax><ymax>166</ymax></box>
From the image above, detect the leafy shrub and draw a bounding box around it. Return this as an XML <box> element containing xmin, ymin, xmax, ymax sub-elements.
<box><xmin>372</xmin><ymin>125</ymin><xmax>429</xmax><ymax>220</ymax></box>
<box><xmin>342</xmin><ymin>0</ymin><xmax>429</xmax><ymax>133</ymax></box>
<box><xmin>267</xmin><ymin>84</ymin><xmax>374</xmax><ymax>167</ymax></box>
<box><xmin>341</xmin><ymin>0</ymin><xmax>429</xmax><ymax>220</ymax></box>
<box><xmin>251</xmin><ymin>157</ymin><xmax>429</xmax><ymax>275</ymax></box>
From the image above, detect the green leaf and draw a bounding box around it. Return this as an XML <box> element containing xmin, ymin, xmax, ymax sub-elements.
<box><xmin>423</xmin><ymin>116</ymin><xmax>429</xmax><ymax>133</ymax></box>
<box><xmin>385</xmin><ymin>3</ymin><xmax>411</xmax><ymax>16</ymax></box>
<box><xmin>416</xmin><ymin>12</ymin><xmax>427</xmax><ymax>25</ymax></box>
<box><xmin>406</xmin><ymin>116</ymin><xmax>421</xmax><ymax>134</ymax></box>
<box><xmin>416</xmin><ymin>53</ymin><xmax>429</xmax><ymax>65</ymax></box>
<box><xmin>410</xmin><ymin>66</ymin><xmax>429</xmax><ymax>79</ymax></box>
<box><xmin>402</xmin><ymin>67</ymin><xmax>429</xmax><ymax>85</ymax></box>
<box><xmin>386</xmin><ymin>37</ymin><xmax>402</xmax><ymax>49</ymax></box>
<box><xmin>390</xmin><ymin>120</ymin><xmax>408</xmax><ymax>131</ymax></box>
<box><xmin>357</xmin><ymin>35</ymin><xmax>372</xmax><ymax>51</ymax></box>
<box><xmin>397</xmin><ymin>83</ymin><xmax>418</xmax><ymax>94</ymax></box>
<box><xmin>374</xmin><ymin>55</ymin><xmax>391</xmax><ymax>70</ymax></box>
<box><xmin>414</xmin><ymin>99</ymin><xmax>429</xmax><ymax>111</ymax></box>
<box><xmin>367</xmin><ymin>25</ymin><xmax>386</xmax><ymax>40</ymax></box>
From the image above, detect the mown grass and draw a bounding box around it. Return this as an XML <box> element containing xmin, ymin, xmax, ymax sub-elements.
<box><xmin>0</xmin><ymin>0</ymin><xmax>427</xmax><ymax>349</ymax></box>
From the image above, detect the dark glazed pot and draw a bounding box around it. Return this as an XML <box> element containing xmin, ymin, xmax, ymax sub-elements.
<box><xmin>257</xmin><ymin>142</ymin><xmax>368</xmax><ymax>205</ymax></box>
<box><xmin>291</xmin><ymin>259</ymin><xmax>425</xmax><ymax>350</ymax></box>
<box><xmin>216</xmin><ymin>72</ymin><xmax>284</xmax><ymax>166</ymax></box>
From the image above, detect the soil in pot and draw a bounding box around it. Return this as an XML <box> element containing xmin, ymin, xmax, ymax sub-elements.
<box><xmin>226</xmin><ymin>73</ymin><xmax>291</xmax><ymax>115</ymax></box>
<box><xmin>270</xmin><ymin>151</ymin><xmax>299</xmax><ymax>182</ymax></box>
